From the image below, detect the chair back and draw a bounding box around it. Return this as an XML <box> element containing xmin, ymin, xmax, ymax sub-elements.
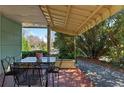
<box><xmin>1</xmin><ymin>56</ymin><xmax>15</xmax><ymax>74</ymax></box>
<box><xmin>9</xmin><ymin>57</ymin><xmax>15</xmax><ymax>64</ymax></box>
<box><xmin>1</xmin><ymin>58</ymin><xmax>10</xmax><ymax>74</ymax></box>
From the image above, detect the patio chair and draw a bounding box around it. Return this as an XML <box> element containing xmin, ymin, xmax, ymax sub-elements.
<box><xmin>1</xmin><ymin>57</ymin><xmax>16</xmax><ymax>87</ymax></box>
<box><xmin>47</xmin><ymin>58</ymin><xmax>63</xmax><ymax>87</ymax></box>
<box><xmin>12</xmin><ymin>63</ymin><xmax>31</xmax><ymax>87</ymax></box>
<box><xmin>31</xmin><ymin>62</ymin><xmax>46</xmax><ymax>86</ymax></box>
<box><xmin>12</xmin><ymin>62</ymin><xmax>45</xmax><ymax>87</ymax></box>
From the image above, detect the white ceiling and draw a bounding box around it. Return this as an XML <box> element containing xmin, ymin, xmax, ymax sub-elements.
<box><xmin>0</xmin><ymin>5</ymin><xmax>47</xmax><ymax>27</ymax></box>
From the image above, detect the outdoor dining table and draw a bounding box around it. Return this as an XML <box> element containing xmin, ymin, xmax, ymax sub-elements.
<box><xmin>12</xmin><ymin>57</ymin><xmax>57</xmax><ymax>87</ymax></box>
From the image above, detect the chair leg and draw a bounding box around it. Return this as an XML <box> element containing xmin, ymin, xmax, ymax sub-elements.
<box><xmin>13</xmin><ymin>82</ymin><xmax>19</xmax><ymax>87</ymax></box>
<box><xmin>14</xmin><ymin>77</ymin><xmax>19</xmax><ymax>87</ymax></box>
<box><xmin>41</xmin><ymin>70</ymin><xmax>45</xmax><ymax>86</ymax></box>
<box><xmin>45</xmin><ymin>70</ymin><xmax>48</xmax><ymax>87</ymax></box>
<box><xmin>52</xmin><ymin>73</ymin><xmax>54</xmax><ymax>87</ymax></box>
<box><xmin>14</xmin><ymin>82</ymin><xmax>16</xmax><ymax>87</ymax></box>
<box><xmin>13</xmin><ymin>76</ymin><xmax>16</xmax><ymax>87</ymax></box>
<box><xmin>38</xmin><ymin>69</ymin><xmax>42</xmax><ymax>86</ymax></box>
<box><xmin>57</xmin><ymin>73</ymin><xmax>59</xmax><ymax>87</ymax></box>
<box><xmin>2</xmin><ymin>75</ymin><xmax>5</xmax><ymax>87</ymax></box>
<box><xmin>32</xmin><ymin>69</ymin><xmax>35</xmax><ymax>76</ymax></box>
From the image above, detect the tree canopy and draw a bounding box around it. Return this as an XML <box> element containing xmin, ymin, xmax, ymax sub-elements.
<box><xmin>22</xmin><ymin>36</ymin><xmax>31</xmax><ymax>51</ymax></box>
<box><xmin>77</xmin><ymin>10</ymin><xmax>124</xmax><ymax>61</ymax></box>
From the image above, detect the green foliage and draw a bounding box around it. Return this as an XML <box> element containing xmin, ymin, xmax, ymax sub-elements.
<box><xmin>22</xmin><ymin>50</ymin><xmax>48</xmax><ymax>58</ymax></box>
<box><xmin>22</xmin><ymin>36</ymin><xmax>31</xmax><ymax>51</ymax></box>
<box><xmin>54</xmin><ymin>33</ymin><xmax>74</xmax><ymax>59</ymax></box>
<box><xmin>76</xmin><ymin>21</ymin><xmax>110</xmax><ymax>58</ymax></box>
<box><xmin>76</xmin><ymin>10</ymin><xmax>124</xmax><ymax>61</ymax></box>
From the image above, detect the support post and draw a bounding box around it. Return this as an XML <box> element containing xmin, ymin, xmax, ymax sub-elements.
<box><xmin>47</xmin><ymin>26</ymin><xmax>51</xmax><ymax>56</ymax></box>
<box><xmin>74</xmin><ymin>36</ymin><xmax>77</xmax><ymax>63</ymax></box>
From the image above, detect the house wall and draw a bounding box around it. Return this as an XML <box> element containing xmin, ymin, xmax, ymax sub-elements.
<box><xmin>0</xmin><ymin>15</ymin><xmax>22</xmax><ymax>74</ymax></box>
<box><xmin>0</xmin><ymin>15</ymin><xmax>1</xmax><ymax>74</ymax></box>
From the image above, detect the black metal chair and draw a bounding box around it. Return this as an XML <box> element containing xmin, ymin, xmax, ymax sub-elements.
<box><xmin>47</xmin><ymin>59</ymin><xmax>63</xmax><ymax>87</ymax></box>
<box><xmin>1</xmin><ymin>57</ymin><xmax>15</xmax><ymax>87</ymax></box>
<box><xmin>12</xmin><ymin>62</ymin><xmax>45</xmax><ymax>87</ymax></box>
<box><xmin>12</xmin><ymin>63</ymin><xmax>31</xmax><ymax>87</ymax></box>
<box><xmin>31</xmin><ymin>63</ymin><xmax>48</xmax><ymax>87</ymax></box>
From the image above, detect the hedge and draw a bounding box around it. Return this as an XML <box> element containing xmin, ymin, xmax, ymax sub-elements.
<box><xmin>22</xmin><ymin>50</ymin><xmax>48</xmax><ymax>58</ymax></box>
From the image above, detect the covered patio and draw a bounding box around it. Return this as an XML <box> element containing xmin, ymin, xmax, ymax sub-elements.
<box><xmin>0</xmin><ymin>5</ymin><xmax>123</xmax><ymax>87</ymax></box>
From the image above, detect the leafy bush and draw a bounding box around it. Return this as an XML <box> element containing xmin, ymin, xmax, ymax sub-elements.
<box><xmin>22</xmin><ymin>50</ymin><xmax>48</xmax><ymax>58</ymax></box>
<box><xmin>58</xmin><ymin>47</ymin><xmax>75</xmax><ymax>59</ymax></box>
<box><xmin>54</xmin><ymin>33</ymin><xmax>75</xmax><ymax>59</ymax></box>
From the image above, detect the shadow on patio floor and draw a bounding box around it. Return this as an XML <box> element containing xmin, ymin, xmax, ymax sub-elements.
<box><xmin>0</xmin><ymin>68</ymin><xmax>93</xmax><ymax>87</ymax></box>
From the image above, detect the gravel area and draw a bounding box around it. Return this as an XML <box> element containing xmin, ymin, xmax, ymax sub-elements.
<box><xmin>77</xmin><ymin>60</ymin><xmax>124</xmax><ymax>87</ymax></box>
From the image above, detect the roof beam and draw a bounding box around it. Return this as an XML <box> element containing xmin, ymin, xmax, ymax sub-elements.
<box><xmin>49</xmin><ymin>7</ymin><xmax>67</xmax><ymax>14</ymax></box>
<box><xmin>72</xmin><ymin>7</ymin><xmax>92</xmax><ymax>14</ymax></box>
<box><xmin>64</xmin><ymin>5</ymin><xmax>71</xmax><ymax>27</ymax></box>
<box><xmin>73</xmin><ymin>5</ymin><xmax>97</xmax><ymax>12</ymax></box>
<box><xmin>52</xmin><ymin>18</ymin><xmax>65</xmax><ymax>23</ymax></box>
<box><xmin>45</xmin><ymin>5</ymin><xmax>54</xmax><ymax>27</ymax></box>
<box><xmin>49</xmin><ymin>6</ymin><xmax>89</xmax><ymax>18</ymax></box>
<box><xmin>75</xmin><ymin>5</ymin><xmax>104</xmax><ymax>34</ymax></box>
<box><xmin>39</xmin><ymin>6</ymin><xmax>49</xmax><ymax>26</ymax></box>
<box><xmin>52</xmin><ymin>26</ymin><xmax>76</xmax><ymax>36</ymax></box>
<box><xmin>52</xmin><ymin>15</ymin><xmax>83</xmax><ymax>24</ymax></box>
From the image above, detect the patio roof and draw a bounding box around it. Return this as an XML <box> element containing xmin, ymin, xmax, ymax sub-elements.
<box><xmin>0</xmin><ymin>5</ymin><xmax>123</xmax><ymax>35</ymax></box>
<box><xmin>0</xmin><ymin>5</ymin><xmax>48</xmax><ymax>27</ymax></box>
<box><xmin>40</xmin><ymin>5</ymin><xmax>123</xmax><ymax>35</ymax></box>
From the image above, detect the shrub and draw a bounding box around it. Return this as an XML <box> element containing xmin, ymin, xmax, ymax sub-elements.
<box><xmin>22</xmin><ymin>50</ymin><xmax>48</xmax><ymax>58</ymax></box>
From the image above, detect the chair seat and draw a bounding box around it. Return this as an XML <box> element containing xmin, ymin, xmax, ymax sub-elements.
<box><xmin>18</xmin><ymin>75</ymin><xmax>39</xmax><ymax>86</ymax></box>
<box><xmin>5</xmin><ymin>70</ymin><xmax>24</xmax><ymax>75</ymax></box>
<box><xmin>5</xmin><ymin>71</ymin><xmax>16</xmax><ymax>75</ymax></box>
<box><xmin>48</xmin><ymin>67</ymin><xmax>60</xmax><ymax>73</ymax></box>
<box><xmin>15</xmin><ymin>72</ymin><xmax>42</xmax><ymax>86</ymax></box>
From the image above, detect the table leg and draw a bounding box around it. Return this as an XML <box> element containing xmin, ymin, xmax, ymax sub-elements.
<box><xmin>38</xmin><ymin>69</ymin><xmax>42</xmax><ymax>86</ymax></box>
<box><xmin>45</xmin><ymin>70</ymin><xmax>48</xmax><ymax>87</ymax></box>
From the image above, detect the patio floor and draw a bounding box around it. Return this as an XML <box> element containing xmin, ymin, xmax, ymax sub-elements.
<box><xmin>0</xmin><ymin>68</ymin><xmax>93</xmax><ymax>87</ymax></box>
<box><xmin>77</xmin><ymin>59</ymin><xmax>124</xmax><ymax>87</ymax></box>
